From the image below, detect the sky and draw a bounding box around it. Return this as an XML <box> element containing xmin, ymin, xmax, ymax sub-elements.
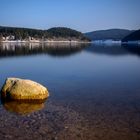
<box><xmin>0</xmin><ymin>0</ymin><xmax>140</xmax><ymax>32</ymax></box>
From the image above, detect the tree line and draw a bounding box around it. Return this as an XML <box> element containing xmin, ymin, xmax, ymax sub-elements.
<box><xmin>0</xmin><ymin>26</ymin><xmax>90</xmax><ymax>41</ymax></box>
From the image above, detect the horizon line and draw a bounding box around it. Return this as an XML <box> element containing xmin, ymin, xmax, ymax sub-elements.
<box><xmin>0</xmin><ymin>24</ymin><xmax>139</xmax><ymax>33</ymax></box>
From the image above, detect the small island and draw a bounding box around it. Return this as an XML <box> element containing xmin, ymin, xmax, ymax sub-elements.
<box><xmin>0</xmin><ymin>26</ymin><xmax>90</xmax><ymax>43</ymax></box>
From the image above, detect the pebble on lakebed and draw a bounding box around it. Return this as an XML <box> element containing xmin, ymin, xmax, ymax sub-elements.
<box><xmin>1</xmin><ymin>78</ymin><xmax>49</xmax><ymax>100</ymax></box>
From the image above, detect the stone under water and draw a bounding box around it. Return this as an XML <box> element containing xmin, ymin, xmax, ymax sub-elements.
<box><xmin>3</xmin><ymin>100</ymin><xmax>45</xmax><ymax>115</ymax></box>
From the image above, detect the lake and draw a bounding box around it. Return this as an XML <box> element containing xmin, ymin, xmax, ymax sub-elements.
<box><xmin>0</xmin><ymin>42</ymin><xmax>140</xmax><ymax>140</ymax></box>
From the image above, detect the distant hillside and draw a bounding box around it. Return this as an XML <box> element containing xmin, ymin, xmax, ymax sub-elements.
<box><xmin>47</xmin><ymin>27</ymin><xmax>89</xmax><ymax>41</ymax></box>
<box><xmin>0</xmin><ymin>26</ymin><xmax>90</xmax><ymax>41</ymax></box>
<box><xmin>85</xmin><ymin>29</ymin><xmax>133</xmax><ymax>41</ymax></box>
<box><xmin>122</xmin><ymin>29</ymin><xmax>140</xmax><ymax>42</ymax></box>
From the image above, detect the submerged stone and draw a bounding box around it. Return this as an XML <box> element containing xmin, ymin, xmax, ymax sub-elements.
<box><xmin>1</xmin><ymin>78</ymin><xmax>49</xmax><ymax>100</ymax></box>
<box><xmin>3</xmin><ymin>100</ymin><xmax>45</xmax><ymax>115</ymax></box>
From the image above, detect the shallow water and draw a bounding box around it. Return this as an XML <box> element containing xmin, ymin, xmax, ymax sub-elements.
<box><xmin>0</xmin><ymin>42</ymin><xmax>140</xmax><ymax>140</ymax></box>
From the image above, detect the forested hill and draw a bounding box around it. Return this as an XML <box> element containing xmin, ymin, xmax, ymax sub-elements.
<box><xmin>0</xmin><ymin>26</ymin><xmax>90</xmax><ymax>41</ymax></box>
<box><xmin>85</xmin><ymin>29</ymin><xmax>133</xmax><ymax>41</ymax></box>
<box><xmin>47</xmin><ymin>27</ymin><xmax>87</xmax><ymax>39</ymax></box>
<box><xmin>122</xmin><ymin>29</ymin><xmax>140</xmax><ymax>42</ymax></box>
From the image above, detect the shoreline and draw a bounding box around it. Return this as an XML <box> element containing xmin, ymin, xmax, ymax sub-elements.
<box><xmin>1</xmin><ymin>40</ymin><xmax>139</xmax><ymax>46</ymax></box>
<box><xmin>0</xmin><ymin>40</ymin><xmax>91</xmax><ymax>44</ymax></box>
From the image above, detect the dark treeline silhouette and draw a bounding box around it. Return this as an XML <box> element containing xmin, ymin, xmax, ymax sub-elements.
<box><xmin>0</xmin><ymin>26</ymin><xmax>90</xmax><ymax>41</ymax></box>
<box><xmin>85</xmin><ymin>29</ymin><xmax>133</xmax><ymax>41</ymax></box>
<box><xmin>122</xmin><ymin>29</ymin><xmax>140</xmax><ymax>42</ymax></box>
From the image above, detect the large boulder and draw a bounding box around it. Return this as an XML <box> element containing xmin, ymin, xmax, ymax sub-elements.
<box><xmin>1</xmin><ymin>78</ymin><xmax>49</xmax><ymax>100</ymax></box>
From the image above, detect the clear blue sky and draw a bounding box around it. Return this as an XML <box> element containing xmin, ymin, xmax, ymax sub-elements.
<box><xmin>0</xmin><ymin>0</ymin><xmax>140</xmax><ymax>32</ymax></box>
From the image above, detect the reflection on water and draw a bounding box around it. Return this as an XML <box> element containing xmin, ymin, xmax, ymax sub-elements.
<box><xmin>123</xmin><ymin>45</ymin><xmax>140</xmax><ymax>56</ymax></box>
<box><xmin>0</xmin><ymin>42</ymin><xmax>140</xmax><ymax>58</ymax></box>
<box><xmin>1</xmin><ymin>99</ymin><xmax>45</xmax><ymax>115</ymax></box>
<box><xmin>0</xmin><ymin>42</ymin><xmax>89</xmax><ymax>57</ymax></box>
<box><xmin>85</xmin><ymin>43</ymin><xmax>140</xmax><ymax>56</ymax></box>
<box><xmin>0</xmin><ymin>42</ymin><xmax>140</xmax><ymax>139</ymax></box>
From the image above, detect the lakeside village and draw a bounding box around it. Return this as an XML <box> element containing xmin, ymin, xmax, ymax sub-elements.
<box><xmin>0</xmin><ymin>35</ymin><xmax>114</xmax><ymax>44</ymax></box>
<box><xmin>0</xmin><ymin>27</ymin><xmax>140</xmax><ymax>45</ymax></box>
<box><xmin>0</xmin><ymin>35</ymin><xmax>81</xmax><ymax>43</ymax></box>
<box><xmin>0</xmin><ymin>35</ymin><xmax>140</xmax><ymax>45</ymax></box>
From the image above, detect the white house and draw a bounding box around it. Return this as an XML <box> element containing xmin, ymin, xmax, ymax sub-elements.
<box><xmin>5</xmin><ymin>35</ymin><xmax>15</xmax><ymax>40</ymax></box>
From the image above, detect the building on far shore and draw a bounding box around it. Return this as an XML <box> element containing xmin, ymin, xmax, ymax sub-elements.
<box><xmin>6</xmin><ymin>35</ymin><xmax>15</xmax><ymax>40</ymax></box>
<box><xmin>0</xmin><ymin>35</ymin><xmax>15</xmax><ymax>41</ymax></box>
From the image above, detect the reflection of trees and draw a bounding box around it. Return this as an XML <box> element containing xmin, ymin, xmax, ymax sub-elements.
<box><xmin>0</xmin><ymin>42</ymin><xmax>89</xmax><ymax>58</ymax></box>
<box><xmin>122</xmin><ymin>44</ymin><xmax>140</xmax><ymax>56</ymax></box>
<box><xmin>1</xmin><ymin>42</ymin><xmax>139</xmax><ymax>58</ymax></box>
<box><xmin>85</xmin><ymin>43</ymin><xmax>140</xmax><ymax>57</ymax></box>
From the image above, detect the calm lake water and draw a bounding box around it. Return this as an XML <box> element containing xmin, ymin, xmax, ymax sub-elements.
<box><xmin>0</xmin><ymin>42</ymin><xmax>140</xmax><ymax>140</ymax></box>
